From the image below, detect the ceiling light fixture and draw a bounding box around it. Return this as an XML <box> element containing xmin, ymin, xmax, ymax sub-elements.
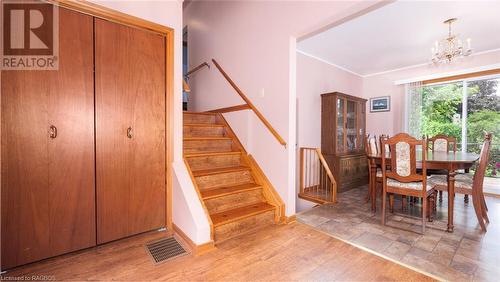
<box><xmin>431</xmin><ymin>18</ymin><xmax>472</xmax><ymax>64</ymax></box>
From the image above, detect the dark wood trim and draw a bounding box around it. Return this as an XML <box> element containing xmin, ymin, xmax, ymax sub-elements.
<box><xmin>208</xmin><ymin>104</ymin><xmax>250</xmax><ymax>113</ymax></box>
<box><xmin>321</xmin><ymin>91</ymin><xmax>367</xmax><ymax>102</ymax></box>
<box><xmin>423</xmin><ymin>68</ymin><xmax>500</xmax><ymax>85</ymax></box>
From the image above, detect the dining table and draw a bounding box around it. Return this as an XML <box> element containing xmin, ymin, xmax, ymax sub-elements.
<box><xmin>367</xmin><ymin>150</ymin><xmax>480</xmax><ymax>232</ymax></box>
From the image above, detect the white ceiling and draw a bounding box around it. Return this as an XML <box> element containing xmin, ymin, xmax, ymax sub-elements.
<box><xmin>297</xmin><ymin>1</ymin><xmax>500</xmax><ymax>77</ymax></box>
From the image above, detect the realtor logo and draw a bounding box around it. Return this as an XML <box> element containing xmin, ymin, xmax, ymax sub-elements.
<box><xmin>1</xmin><ymin>0</ymin><xmax>59</xmax><ymax>70</ymax></box>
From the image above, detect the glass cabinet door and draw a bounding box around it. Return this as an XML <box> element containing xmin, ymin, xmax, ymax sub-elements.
<box><xmin>337</xmin><ymin>98</ymin><xmax>344</xmax><ymax>153</ymax></box>
<box><xmin>346</xmin><ymin>100</ymin><xmax>357</xmax><ymax>152</ymax></box>
<box><xmin>358</xmin><ymin>101</ymin><xmax>365</xmax><ymax>150</ymax></box>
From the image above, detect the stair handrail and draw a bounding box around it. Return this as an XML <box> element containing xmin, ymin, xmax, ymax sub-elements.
<box><xmin>299</xmin><ymin>147</ymin><xmax>337</xmax><ymax>203</ymax></box>
<box><xmin>185</xmin><ymin>62</ymin><xmax>210</xmax><ymax>78</ymax></box>
<box><xmin>211</xmin><ymin>59</ymin><xmax>287</xmax><ymax>147</ymax></box>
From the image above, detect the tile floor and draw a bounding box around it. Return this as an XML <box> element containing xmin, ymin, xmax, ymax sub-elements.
<box><xmin>297</xmin><ymin>185</ymin><xmax>500</xmax><ymax>281</ymax></box>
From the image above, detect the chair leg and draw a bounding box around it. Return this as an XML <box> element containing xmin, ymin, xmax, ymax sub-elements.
<box><xmin>433</xmin><ymin>190</ymin><xmax>438</xmax><ymax>212</ymax></box>
<box><xmin>427</xmin><ymin>194</ymin><xmax>435</xmax><ymax>222</ymax></box>
<box><xmin>389</xmin><ymin>194</ymin><xmax>394</xmax><ymax>213</ymax></box>
<box><xmin>422</xmin><ymin>196</ymin><xmax>427</xmax><ymax>234</ymax></box>
<box><xmin>439</xmin><ymin>191</ymin><xmax>443</xmax><ymax>202</ymax></box>
<box><xmin>381</xmin><ymin>188</ymin><xmax>387</xmax><ymax>226</ymax></box>
<box><xmin>402</xmin><ymin>195</ymin><xmax>407</xmax><ymax>211</ymax></box>
<box><xmin>480</xmin><ymin>191</ymin><xmax>489</xmax><ymax>223</ymax></box>
<box><xmin>472</xmin><ymin>194</ymin><xmax>487</xmax><ymax>232</ymax></box>
<box><xmin>366</xmin><ymin>174</ymin><xmax>372</xmax><ymax>203</ymax></box>
<box><xmin>482</xmin><ymin>196</ymin><xmax>489</xmax><ymax>212</ymax></box>
<box><xmin>464</xmin><ymin>194</ymin><xmax>469</xmax><ymax>203</ymax></box>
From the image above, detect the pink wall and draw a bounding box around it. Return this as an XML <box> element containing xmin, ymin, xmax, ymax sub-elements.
<box><xmin>184</xmin><ymin>1</ymin><xmax>381</xmax><ymax>216</ymax></box>
<box><xmin>362</xmin><ymin>50</ymin><xmax>500</xmax><ymax>137</ymax></box>
<box><xmin>297</xmin><ymin>52</ymin><xmax>363</xmax><ymax>148</ymax></box>
<box><xmin>296</xmin><ymin>51</ymin><xmax>363</xmax><ymax>211</ymax></box>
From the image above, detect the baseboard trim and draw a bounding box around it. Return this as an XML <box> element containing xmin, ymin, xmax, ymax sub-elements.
<box><xmin>173</xmin><ymin>224</ymin><xmax>216</xmax><ymax>256</ymax></box>
<box><xmin>281</xmin><ymin>215</ymin><xmax>296</xmax><ymax>224</ymax></box>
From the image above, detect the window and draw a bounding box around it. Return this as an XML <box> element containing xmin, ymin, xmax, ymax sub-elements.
<box><xmin>406</xmin><ymin>75</ymin><xmax>500</xmax><ymax>177</ymax></box>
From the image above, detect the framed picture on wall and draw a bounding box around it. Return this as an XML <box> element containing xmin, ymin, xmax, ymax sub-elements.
<box><xmin>370</xmin><ymin>96</ymin><xmax>390</xmax><ymax>112</ymax></box>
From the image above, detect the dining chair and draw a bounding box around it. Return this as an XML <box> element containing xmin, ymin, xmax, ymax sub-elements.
<box><xmin>427</xmin><ymin>134</ymin><xmax>457</xmax><ymax>152</ymax></box>
<box><xmin>365</xmin><ymin>134</ymin><xmax>382</xmax><ymax>207</ymax></box>
<box><xmin>369</xmin><ymin>134</ymin><xmax>379</xmax><ymax>155</ymax></box>
<box><xmin>379</xmin><ymin>134</ymin><xmax>391</xmax><ymax>154</ymax></box>
<box><xmin>381</xmin><ymin>133</ymin><xmax>437</xmax><ymax>233</ymax></box>
<box><xmin>426</xmin><ymin>134</ymin><xmax>459</xmax><ymax>202</ymax></box>
<box><xmin>379</xmin><ymin>134</ymin><xmax>408</xmax><ymax>211</ymax></box>
<box><xmin>429</xmin><ymin>133</ymin><xmax>492</xmax><ymax>232</ymax></box>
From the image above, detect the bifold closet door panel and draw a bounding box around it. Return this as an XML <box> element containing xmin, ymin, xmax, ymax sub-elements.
<box><xmin>95</xmin><ymin>18</ymin><xmax>166</xmax><ymax>244</ymax></box>
<box><xmin>48</xmin><ymin>8</ymin><xmax>96</xmax><ymax>256</ymax></box>
<box><xmin>1</xmin><ymin>7</ymin><xmax>95</xmax><ymax>269</ymax></box>
<box><xmin>1</xmin><ymin>57</ymin><xmax>50</xmax><ymax>270</ymax></box>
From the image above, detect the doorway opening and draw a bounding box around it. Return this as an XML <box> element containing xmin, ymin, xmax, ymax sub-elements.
<box><xmin>183</xmin><ymin>26</ymin><xmax>188</xmax><ymax>111</ymax></box>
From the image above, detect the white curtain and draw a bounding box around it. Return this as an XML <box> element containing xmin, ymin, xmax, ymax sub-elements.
<box><xmin>404</xmin><ymin>81</ymin><xmax>423</xmax><ymax>138</ymax></box>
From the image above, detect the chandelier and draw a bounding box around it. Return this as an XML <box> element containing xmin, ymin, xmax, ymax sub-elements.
<box><xmin>431</xmin><ymin>18</ymin><xmax>472</xmax><ymax>64</ymax></box>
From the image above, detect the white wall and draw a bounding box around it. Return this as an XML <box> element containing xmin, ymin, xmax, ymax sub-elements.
<box><xmin>295</xmin><ymin>51</ymin><xmax>363</xmax><ymax>212</ymax></box>
<box><xmin>184</xmin><ymin>0</ymin><xmax>381</xmax><ymax>217</ymax></box>
<box><xmin>94</xmin><ymin>0</ymin><xmax>211</xmax><ymax>244</ymax></box>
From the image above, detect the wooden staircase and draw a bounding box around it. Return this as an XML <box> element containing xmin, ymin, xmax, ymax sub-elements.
<box><xmin>183</xmin><ymin>112</ymin><xmax>284</xmax><ymax>243</ymax></box>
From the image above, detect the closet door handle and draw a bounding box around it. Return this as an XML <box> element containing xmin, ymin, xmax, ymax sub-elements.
<box><xmin>127</xmin><ymin>127</ymin><xmax>133</xmax><ymax>139</ymax></box>
<box><xmin>49</xmin><ymin>125</ymin><xmax>58</xmax><ymax>139</ymax></box>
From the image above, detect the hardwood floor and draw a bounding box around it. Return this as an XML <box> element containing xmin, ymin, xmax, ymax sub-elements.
<box><xmin>2</xmin><ymin>223</ymin><xmax>432</xmax><ymax>281</ymax></box>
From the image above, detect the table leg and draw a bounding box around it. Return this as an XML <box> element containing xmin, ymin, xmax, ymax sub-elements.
<box><xmin>370</xmin><ymin>163</ymin><xmax>377</xmax><ymax>212</ymax></box>
<box><xmin>447</xmin><ymin>171</ymin><xmax>456</xmax><ymax>232</ymax></box>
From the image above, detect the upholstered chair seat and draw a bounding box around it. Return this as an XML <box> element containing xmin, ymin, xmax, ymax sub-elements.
<box><xmin>429</xmin><ymin>174</ymin><xmax>473</xmax><ymax>189</ymax></box>
<box><xmin>387</xmin><ymin>178</ymin><xmax>435</xmax><ymax>191</ymax></box>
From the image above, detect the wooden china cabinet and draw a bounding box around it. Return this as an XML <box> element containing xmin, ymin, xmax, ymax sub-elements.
<box><xmin>321</xmin><ymin>92</ymin><xmax>368</xmax><ymax>192</ymax></box>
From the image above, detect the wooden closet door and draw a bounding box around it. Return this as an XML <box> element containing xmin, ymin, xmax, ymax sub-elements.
<box><xmin>95</xmin><ymin>19</ymin><xmax>166</xmax><ymax>244</ymax></box>
<box><xmin>1</xmin><ymin>7</ymin><xmax>95</xmax><ymax>269</ymax></box>
<box><xmin>1</xmin><ymin>56</ymin><xmax>50</xmax><ymax>271</ymax></box>
<box><xmin>47</xmin><ymin>8</ymin><xmax>95</xmax><ymax>256</ymax></box>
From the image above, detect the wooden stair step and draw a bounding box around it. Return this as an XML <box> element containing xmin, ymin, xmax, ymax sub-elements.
<box><xmin>184</xmin><ymin>111</ymin><xmax>217</xmax><ymax>115</ymax></box>
<box><xmin>192</xmin><ymin>166</ymin><xmax>249</xmax><ymax>177</ymax></box>
<box><xmin>185</xmin><ymin>151</ymin><xmax>242</xmax><ymax>171</ymax></box>
<box><xmin>184</xmin><ymin>150</ymin><xmax>236</xmax><ymax>157</ymax></box>
<box><xmin>184</xmin><ymin>151</ymin><xmax>240</xmax><ymax>158</ymax></box>
<box><xmin>211</xmin><ymin>202</ymin><xmax>275</xmax><ymax>227</ymax></box>
<box><xmin>183</xmin><ymin>123</ymin><xmax>225</xmax><ymax>127</ymax></box>
<box><xmin>183</xmin><ymin>123</ymin><xmax>226</xmax><ymax>138</ymax></box>
<box><xmin>201</xmin><ymin>183</ymin><xmax>262</xmax><ymax>200</ymax></box>
<box><xmin>195</xmin><ymin>169</ymin><xmax>254</xmax><ymax>190</ymax></box>
<box><xmin>298</xmin><ymin>192</ymin><xmax>331</xmax><ymax>205</ymax></box>
<box><xmin>183</xmin><ymin>112</ymin><xmax>218</xmax><ymax>124</ymax></box>
<box><xmin>183</xmin><ymin>137</ymin><xmax>233</xmax><ymax>153</ymax></box>
<box><xmin>184</xmin><ymin>137</ymin><xmax>232</xmax><ymax>141</ymax></box>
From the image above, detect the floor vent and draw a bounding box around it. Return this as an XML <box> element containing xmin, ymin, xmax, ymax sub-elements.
<box><xmin>145</xmin><ymin>237</ymin><xmax>189</xmax><ymax>264</ymax></box>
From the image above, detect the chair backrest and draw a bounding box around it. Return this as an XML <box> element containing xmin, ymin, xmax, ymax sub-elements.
<box><xmin>427</xmin><ymin>134</ymin><xmax>457</xmax><ymax>152</ymax></box>
<box><xmin>379</xmin><ymin>134</ymin><xmax>390</xmax><ymax>154</ymax></box>
<box><xmin>472</xmin><ymin>133</ymin><xmax>493</xmax><ymax>193</ymax></box>
<box><xmin>381</xmin><ymin>133</ymin><xmax>427</xmax><ymax>190</ymax></box>
<box><xmin>366</xmin><ymin>135</ymin><xmax>378</xmax><ymax>155</ymax></box>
